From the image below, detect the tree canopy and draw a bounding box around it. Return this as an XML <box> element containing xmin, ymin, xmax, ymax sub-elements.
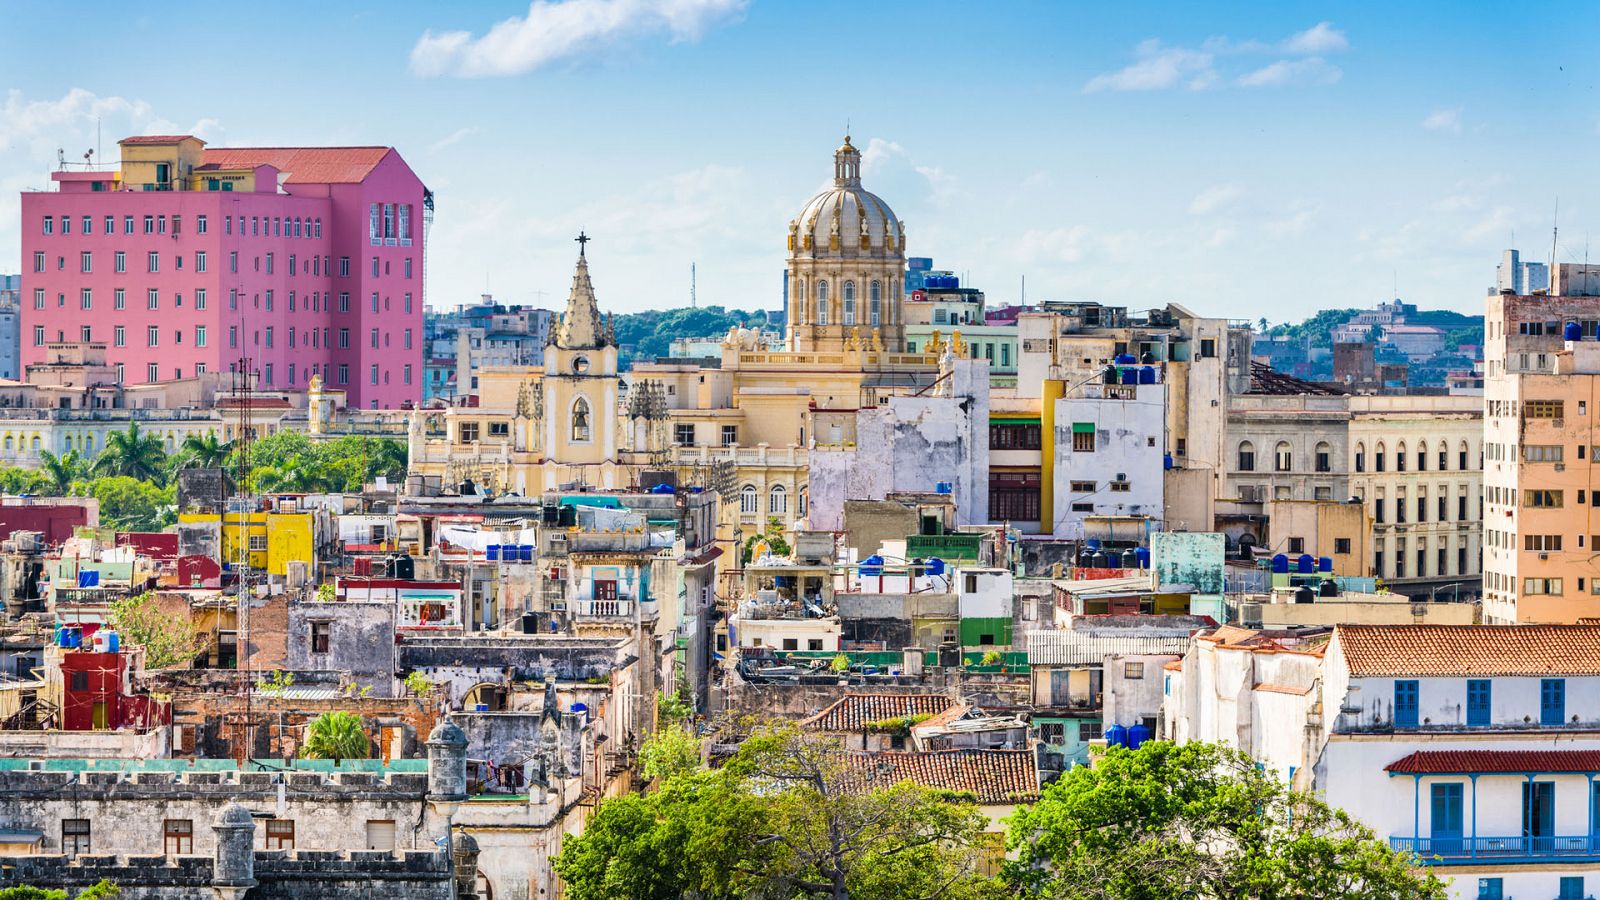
<box><xmin>108</xmin><ymin>591</ymin><xmax>206</xmax><ymax>669</ymax></box>
<box><xmin>554</xmin><ymin>722</ymin><xmax>997</xmax><ymax>900</ymax></box>
<box><xmin>301</xmin><ymin>711</ymin><xmax>371</xmax><ymax>762</ymax></box>
<box><xmin>1003</xmin><ymin>741</ymin><xmax>1448</xmax><ymax>900</ymax></box>
<box><xmin>612</xmin><ymin>305</ymin><xmax>774</xmax><ymax>368</ymax></box>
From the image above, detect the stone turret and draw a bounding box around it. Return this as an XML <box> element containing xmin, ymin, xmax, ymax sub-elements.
<box><xmin>452</xmin><ymin>830</ymin><xmax>480</xmax><ymax>900</ymax></box>
<box><xmin>426</xmin><ymin>718</ymin><xmax>468</xmax><ymax>808</ymax></box>
<box><xmin>212</xmin><ymin>802</ymin><xmax>257</xmax><ymax>900</ymax></box>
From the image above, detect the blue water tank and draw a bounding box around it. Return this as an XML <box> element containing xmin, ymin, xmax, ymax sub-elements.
<box><xmin>1138</xmin><ymin>366</ymin><xmax>1157</xmax><ymax>384</ymax></box>
<box><xmin>926</xmin><ymin>557</ymin><xmax>946</xmax><ymax>576</ymax></box>
<box><xmin>55</xmin><ymin>625</ymin><xmax>67</xmax><ymax>647</ymax></box>
<box><xmin>934</xmin><ymin>481</ymin><xmax>953</xmax><ymax>494</ymax></box>
<box><xmin>486</xmin><ymin>545</ymin><xmax>501</xmax><ymax>561</ymax></box>
<box><xmin>1114</xmin><ymin>353</ymin><xmax>1137</xmax><ymax>365</ymax></box>
<box><xmin>63</xmin><ymin>626</ymin><xmax>81</xmax><ymax>649</ymax></box>
<box><xmin>1318</xmin><ymin>556</ymin><xmax>1333</xmax><ymax>573</ymax></box>
<box><xmin>1164</xmin><ymin>452</ymin><xmax>1174</xmax><ymax>470</ymax></box>
<box><xmin>651</xmin><ymin>483</ymin><xmax>675</xmax><ymax>494</ymax></box>
<box><xmin>1271</xmin><ymin>554</ymin><xmax>1290</xmax><ymax>574</ymax></box>
<box><xmin>1128</xmin><ymin>723</ymin><xmax>1152</xmax><ymax>749</ymax></box>
<box><xmin>1085</xmin><ymin>539</ymin><xmax>1103</xmax><ymax>552</ymax></box>
<box><xmin>1566</xmin><ymin>321</ymin><xmax>1583</xmax><ymax>341</ymax></box>
<box><xmin>1296</xmin><ymin>554</ymin><xmax>1315</xmax><ymax>574</ymax></box>
<box><xmin>1105</xmin><ymin>723</ymin><xmax>1128</xmax><ymax>748</ymax></box>
<box><xmin>1135</xmin><ymin>547</ymin><xmax>1150</xmax><ymax>569</ymax></box>
<box><xmin>570</xmin><ymin>702</ymin><xmax>588</xmax><ymax>716</ymax></box>
<box><xmin>104</xmin><ymin>631</ymin><xmax>119</xmax><ymax>653</ymax></box>
<box><xmin>519</xmin><ymin>545</ymin><xmax>535</xmax><ymax>562</ymax></box>
<box><xmin>860</xmin><ymin>555</ymin><xmax>884</xmax><ymax>577</ymax></box>
<box><xmin>1121</xmin><ymin>367</ymin><xmax>1138</xmax><ymax>384</ymax></box>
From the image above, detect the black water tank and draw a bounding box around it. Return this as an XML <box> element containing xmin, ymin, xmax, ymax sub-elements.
<box><xmin>459</xmin><ymin>478</ymin><xmax>477</xmax><ymax>496</ymax></box>
<box><xmin>1090</xmin><ymin>551</ymin><xmax>1109</xmax><ymax>568</ymax></box>
<box><xmin>542</xmin><ymin>504</ymin><xmax>559</xmax><ymax>524</ymax></box>
<box><xmin>1319</xmin><ymin>579</ymin><xmax>1339</xmax><ymax>598</ymax></box>
<box><xmin>1294</xmin><ymin>586</ymin><xmax>1315</xmax><ymax>604</ymax></box>
<box><xmin>395</xmin><ymin>554</ymin><xmax>415</xmax><ymax>581</ymax></box>
<box><xmin>558</xmin><ymin>505</ymin><xmax>577</xmax><ymax>527</ymax></box>
<box><xmin>938</xmin><ymin>641</ymin><xmax>961</xmax><ymax>668</ymax></box>
<box><xmin>1120</xmin><ymin>548</ymin><xmax>1139</xmax><ymax>569</ymax></box>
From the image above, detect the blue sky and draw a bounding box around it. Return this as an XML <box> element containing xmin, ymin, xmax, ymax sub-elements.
<box><xmin>2</xmin><ymin>1</ymin><xmax>1599</xmax><ymax>322</ymax></box>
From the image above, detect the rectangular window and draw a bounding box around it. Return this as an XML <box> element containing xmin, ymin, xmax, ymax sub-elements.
<box><xmin>1467</xmin><ymin>679</ymin><xmax>1491</xmax><ymax>726</ymax></box>
<box><xmin>310</xmin><ymin>622</ymin><xmax>330</xmax><ymax>654</ymax></box>
<box><xmin>196</xmin><ymin>215</ymin><xmax>207</xmax><ymax>235</ymax></box>
<box><xmin>371</xmin><ymin>328</ymin><xmax>380</xmax><ymax>349</ymax></box>
<box><xmin>1524</xmin><ymin>400</ymin><xmax>1565</xmax><ymax>419</ymax></box>
<box><xmin>459</xmin><ymin>422</ymin><xmax>480</xmax><ymax>443</ymax></box>
<box><xmin>404</xmin><ymin>329</ymin><xmax>412</xmax><ymax>350</ymax></box>
<box><xmin>722</xmin><ymin>425</ymin><xmax>738</xmax><ymax>446</ymax></box>
<box><xmin>675</xmin><ymin>423</ymin><xmax>696</xmax><ymax>446</ymax></box>
<box><xmin>148</xmin><ymin>289</ymin><xmax>159</xmax><ymax>310</ymax></box>
<box><xmin>1124</xmin><ymin>662</ymin><xmax>1144</xmax><ymax>679</ymax></box>
<box><xmin>79</xmin><ymin>251</ymin><xmax>91</xmax><ymax>273</ymax></box>
<box><xmin>990</xmin><ymin>423</ymin><xmax>1042</xmax><ymax>450</ymax></box>
<box><xmin>79</xmin><ymin>289</ymin><xmax>91</xmax><ymax>310</ymax></box>
<box><xmin>1525</xmin><ymin>490</ymin><xmax>1564</xmax><ymax>508</ymax></box>
<box><xmin>339</xmin><ymin>364</ymin><xmax>349</xmax><ymax>385</ymax></box>
<box><xmin>265</xmin><ymin>327</ymin><xmax>273</xmax><ymax>348</ymax></box>
<box><xmin>265</xmin><ymin>819</ymin><xmax>294</xmax><ymax>850</ymax></box>
<box><xmin>62</xmin><ymin>819</ymin><xmax>90</xmax><ymax>855</ymax></box>
<box><xmin>230</xmin><ymin>251</ymin><xmax>238</xmax><ymax>274</ymax></box>
<box><xmin>164</xmin><ymin>819</ymin><xmax>193</xmax><ymax>855</ymax></box>
<box><xmin>1542</xmin><ymin>678</ymin><xmax>1566</xmax><ymax>725</ymax></box>
<box><xmin>196</xmin><ymin>289</ymin><xmax>206</xmax><ymax>311</ymax></box>
<box><xmin>1334</xmin><ymin>537</ymin><xmax>1351</xmax><ymax>554</ymax></box>
<box><xmin>147</xmin><ymin>326</ymin><xmax>159</xmax><ymax>347</ymax></box>
<box><xmin>371</xmin><ymin>364</ymin><xmax>380</xmax><ymax>385</ymax></box>
<box><xmin>339</xmin><ymin>292</ymin><xmax>350</xmax><ymax>312</ymax></box>
<box><xmin>1394</xmin><ymin>679</ymin><xmax>1419</xmax><ymax>727</ymax></box>
<box><xmin>339</xmin><ymin>329</ymin><xmax>350</xmax><ymax>349</ymax></box>
<box><xmin>1071</xmin><ymin>425</ymin><xmax>1096</xmax><ymax>452</ymax></box>
<box><xmin>80</xmin><ymin>325</ymin><xmax>91</xmax><ymax>342</ymax></box>
<box><xmin>365</xmin><ymin>820</ymin><xmax>397</xmax><ymax>852</ymax></box>
<box><xmin>195</xmin><ymin>326</ymin><xmax>207</xmax><ymax>348</ymax></box>
<box><xmin>403</xmin><ymin>364</ymin><xmax>412</xmax><ymax>385</ymax></box>
<box><xmin>340</xmin><ymin>256</ymin><xmax>350</xmax><ymax>278</ymax></box>
<box><xmin>32</xmin><ymin>289</ymin><xmax>43</xmax><ymax>310</ymax></box>
<box><xmin>147</xmin><ymin>251</ymin><xmax>159</xmax><ymax>273</ymax></box>
<box><xmin>114</xmin><ymin>326</ymin><xmax>125</xmax><ymax>347</ymax></box>
<box><xmin>196</xmin><ymin>250</ymin><xmax>207</xmax><ymax>273</ymax></box>
<box><xmin>1559</xmin><ymin>877</ymin><xmax>1584</xmax><ymax>900</ymax></box>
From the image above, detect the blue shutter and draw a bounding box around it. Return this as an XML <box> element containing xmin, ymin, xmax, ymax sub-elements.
<box><xmin>1542</xmin><ymin>678</ymin><xmax>1566</xmax><ymax>726</ymax></box>
<box><xmin>1394</xmin><ymin>680</ymin><xmax>1419</xmax><ymax>727</ymax></box>
<box><xmin>1467</xmin><ymin>679</ymin><xmax>1491</xmax><ymax>726</ymax></box>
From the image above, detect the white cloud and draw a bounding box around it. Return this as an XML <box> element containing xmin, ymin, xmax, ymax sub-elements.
<box><xmin>1083</xmin><ymin>40</ymin><xmax>1215</xmax><ymax>93</ymax></box>
<box><xmin>1189</xmin><ymin>184</ymin><xmax>1241</xmax><ymax>215</ymax></box>
<box><xmin>1422</xmin><ymin>107</ymin><xmax>1463</xmax><ymax>134</ymax></box>
<box><xmin>428</xmin><ymin>127</ymin><xmax>478</xmax><ymax>153</ymax></box>
<box><xmin>858</xmin><ymin>138</ymin><xmax>959</xmax><ymax>208</ymax></box>
<box><xmin>1237</xmin><ymin>57</ymin><xmax>1342</xmax><ymax>88</ymax></box>
<box><xmin>411</xmin><ymin>0</ymin><xmax>747</xmax><ymax>78</ymax></box>
<box><xmin>1281</xmin><ymin>22</ymin><xmax>1348</xmax><ymax>55</ymax></box>
<box><xmin>1087</xmin><ymin>23</ymin><xmax>1347</xmax><ymax>93</ymax></box>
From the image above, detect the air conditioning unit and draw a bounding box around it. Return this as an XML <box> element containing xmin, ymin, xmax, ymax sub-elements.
<box><xmin>1116</xmin><ymin>473</ymin><xmax>1127</xmax><ymax>481</ymax></box>
<box><xmin>1555</xmin><ymin>463</ymin><xmax>1566</xmax><ymax>472</ymax></box>
<box><xmin>1540</xmin><ymin>553</ymin><xmax>1549</xmax><ymax>561</ymax></box>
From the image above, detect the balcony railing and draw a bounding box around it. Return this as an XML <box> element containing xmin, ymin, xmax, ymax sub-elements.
<box><xmin>1391</xmin><ymin>834</ymin><xmax>1600</xmax><ymax>863</ymax></box>
<box><xmin>576</xmin><ymin>599</ymin><xmax>633</xmax><ymax>618</ymax></box>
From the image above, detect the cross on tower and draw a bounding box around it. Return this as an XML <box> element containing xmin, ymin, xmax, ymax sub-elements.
<box><xmin>575</xmin><ymin>231</ymin><xmax>590</xmax><ymax>256</ymax></box>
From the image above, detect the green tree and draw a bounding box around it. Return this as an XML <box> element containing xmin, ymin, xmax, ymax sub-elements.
<box><xmin>37</xmin><ymin>449</ymin><xmax>89</xmax><ymax>496</ymax></box>
<box><xmin>741</xmin><ymin>516</ymin><xmax>792</xmax><ymax>564</ymax></box>
<box><xmin>1003</xmin><ymin>741</ymin><xmax>1447</xmax><ymax>900</ymax></box>
<box><xmin>555</xmin><ymin>723</ymin><xmax>997</xmax><ymax>900</ymax></box>
<box><xmin>108</xmin><ymin>591</ymin><xmax>205</xmax><ymax>669</ymax></box>
<box><xmin>93</xmin><ymin>422</ymin><xmax>170</xmax><ymax>485</ymax></box>
<box><xmin>176</xmin><ymin>432</ymin><xmax>231</xmax><ymax>470</ymax></box>
<box><xmin>87</xmin><ymin>475</ymin><xmax>176</xmax><ymax>531</ymax></box>
<box><xmin>301</xmin><ymin>711</ymin><xmax>371</xmax><ymax>762</ymax></box>
<box><xmin>0</xmin><ymin>465</ymin><xmax>52</xmax><ymax>496</ymax></box>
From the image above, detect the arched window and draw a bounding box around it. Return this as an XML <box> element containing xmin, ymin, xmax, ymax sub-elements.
<box><xmin>1274</xmin><ymin>441</ymin><xmax>1292</xmax><ymax>472</ymax></box>
<box><xmin>870</xmin><ymin>281</ymin><xmax>882</xmax><ymax>326</ymax></box>
<box><xmin>571</xmin><ymin>398</ymin><xmax>591</xmax><ymax>442</ymax></box>
<box><xmin>1396</xmin><ymin>441</ymin><xmax>1407</xmax><ymax>472</ymax></box>
<box><xmin>1438</xmin><ymin>442</ymin><xmax>1448</xmax><ymax>471</ymax></box>
<box><xmin>817</xmin><ymin>282</ymin><xmax>829</xmax><ymax>326</ymax></box>
<box><xmin>740</xmin><ymin>485</ymin><xmax>759</xmax><ymax>515</ymax></box>
<box><xmin>1354</xmin><ymin>441</ymin><xmax>1366</xmax><ymax>473</ymax></box>
<box><xmin>1416</xmin><ymin>441</ymin><xmax>1428</xmax><ymax>471</ymax></box>
<box><xmin>842</xmin><ymin>281</ymin><xmax>856</xmax><ymax>325</ymax></box>
<box><xmin>769</xmin><ymin>484</ymin><xmax>787</xmax><ymax>515</ymax></box>
<box><xmin>798</xmin><ymin>486</ymin><xmax>808</xmax><ymax>517</ymax></box>
<box><xmin>1375</xmin><ymin>442</ymin><xmax>1386</xmax><ymax>472</ymax></box>
<box><xmin>30</xmin><ymin>436</ymin><xmax>40</xmax><ymax>451</ymax></box>
<box><xmin>2</xmin><ymin>435</ymin><xmax>12</xmax><ymax>451</ymax></box>
<box><xmin>1314</xmin><ymin>441</ymin><xmax>1331</xmax><ymax>473</ymax></box>
<box><xmin>1237</xmin><ymin>441</ymin><xmax>1255</xmax><ymax>472</ymax></box>
<box><xmin>1459</xmin><ymin>440</ymin><xmax>1471</xmax><ymax>470</ymax></box>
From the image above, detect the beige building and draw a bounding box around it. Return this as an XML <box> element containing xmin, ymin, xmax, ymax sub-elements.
<box><xmin>1483</xmin><ymin>294</ymin><xmax>1600</xmax><ymax>622</ymax></box>
<box><xmin>1347</xmin><ymin>394</ymin><xmax>1481</xmax><ymax>598</ymax></box>
<box><xmin>1264</xmin><ymin>498</ymin><xmax>1371</xmax><ymax>577</ymax></box>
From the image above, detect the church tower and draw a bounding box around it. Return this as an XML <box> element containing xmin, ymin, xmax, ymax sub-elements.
<box><xmin>785</xmin><ymin>136</ymin><xmax>908</xmax><ymax>353</ymax></box>
<box><xmin>541</xmin><ymin>234</ymin><xmax>620</xmax><ymax>480</ymax></box>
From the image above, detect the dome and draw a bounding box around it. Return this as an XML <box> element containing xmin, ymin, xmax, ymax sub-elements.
<box><xmin>790</xmin><ymin>136</ymin><xmax>903</xmax><ymax>259</ymax></box>
<box><xmin>427</xmin><ymin>719</ymin><xmax>467</xmax><ymax>748</ymax></box>
<box><xmin>215</xmin><ymin>802</ymin><xmax>255</xmax><ymax>828</ymax></box>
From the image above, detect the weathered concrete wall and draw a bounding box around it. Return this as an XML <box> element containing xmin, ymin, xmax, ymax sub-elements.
<box><xmin>842</xmin><ymin>500</ymin><xmax>920</xmax><ymax>559</ymax></box>
<box><xmin>287</xmin><ymin>601</ymin><xmax>397</xmax><ymax>697</ymax></box>
<box><xmin>1053</xmin><ymin>383</ymin><xmax>1165</xmax><ymax>537</ymax></box>
<box><xmin>1151</xmin><ymin>532</ymin><xmax>1226</xmax><ymax>594</ymax></box>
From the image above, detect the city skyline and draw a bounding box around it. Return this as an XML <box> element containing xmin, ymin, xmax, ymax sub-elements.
<box><xmin>2</xmin><ymin>1</ymin><xmax>1600</xmax><ymax>322</ymax></box>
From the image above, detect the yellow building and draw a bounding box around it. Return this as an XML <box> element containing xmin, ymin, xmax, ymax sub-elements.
<box><xmin>177</xmin><ymin>511</ymin><xmax>316</xmax><ymax>576</ymax></box>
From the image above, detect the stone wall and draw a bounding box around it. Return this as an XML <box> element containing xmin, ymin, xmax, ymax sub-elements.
<box><xmin>0</xmin><ymin>849</ymin><xmax>452</xmax><ymax>899</ymax></box>
<box><xmin>287</xmin><ymin>600</ymin><xmax>397</xmax><ymax>697</ymax></box>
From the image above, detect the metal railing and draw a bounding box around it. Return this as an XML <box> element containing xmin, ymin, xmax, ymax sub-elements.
<box><xmin>1391</xmin><ymin>834</ymin><xmax>1600</xmax><ymax>862</ymax></box>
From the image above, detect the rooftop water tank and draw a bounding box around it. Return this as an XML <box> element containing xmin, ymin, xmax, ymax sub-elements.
<box><xmin>1114</xmin><ymin>353</ymin><xmax>1138</xmax><ymax>365</ymax></box>
<box><xmin>1135</xmin><ymin>547</ymin><xmax>1151</xmax><ymax>569</ymax></box>
<box><xmin>1090</xmin><ymin>551</ymin><xmax>1109</xmax><ymax>568</ymax></box>
<box><xmin>1105</xmin><ymin>723</ymin><xmax>1128</xmax><ymax>748</ymax></box>
<box><xmin>926</xmin><ymin>557</ymin><xmax>946</xmax><ymax>576</ymax></box>
<box><xmin>1164</xmin><ymin>452</ymin><xmax>1174</xmax><ymax>470</ymax></box>
<box><xmin>1120</xmin><ymin>548</ymin><xmax>1139</xmax><ymax>569</ymax></box>
<box><xmin>651</xmin><ymin>483</ymin><xmax>675</xmax><ymax>494</ymax></box>
<box><xmin>1295</xmin><ymin>586</ymin><xmax>1315</xmax><ymax>604</ymax></box>
<box><xmin>860</xmin><ymin>555</ymin><xmax>884</xmax><ymax>577</ymax></box>
<box><xmin>1566</xmin><ymin>321</ymin><xmax>1583</xmax><ymax>341</ymax></box>
<box><xmin>1271</xmin><ymin>554</ymin><xmax>1289</xmax><ymax>574</ymax></box>
<box><xmin>486</xmin><ymin>545</ymin><xmax>501</xmax><ymax>561</ymax></box>
<box><xmin>1085</xmin><ymin>539</ymin><xmax>1103</xmax><ymax>552</ymax></box>
<box><xmin>1296</xmin><ymin>554</ymin><xmax>1315</xmax><ymax>574</ymax></box>
<box><xmin>1319</xmin><ymin>579</ymin><xmax>1339</xmax><ymax>598</ymax></box>
<box><xmin>1128</xmin><ymin>722</ymin><xmax>1152</xmax><ymax>750</ymax></box>
<box><xmin>1318</xmin><ymin>556</ymin><xmax>1333</xmax><ymax>573</ymax></box>
<box><xmin>103</xmin><ymin>631</ymin><xmax>119</xmax><ymax>653</ymax></box>
<box><xmin>519</xmin><ymin>545</ymin><xmax>534</xmax><ymax>562</ymax></box>
<box><xmin>1138</xmin><ymin>366</ymin><xmax>1157</xmax><ymax>384</ymax></box>
<box><xmin>934</xmin><ymin>481</ymin><xmax>953</xmax><ymax>494</ymax></box>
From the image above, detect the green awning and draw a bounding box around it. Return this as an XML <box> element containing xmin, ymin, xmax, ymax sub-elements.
<box><xmin>1071</xmin><ymin>423</ymin><xmax>1096</xmax><ymax>434</ymax></box>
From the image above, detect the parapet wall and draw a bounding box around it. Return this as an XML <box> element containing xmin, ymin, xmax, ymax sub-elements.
<box><xmin>0</xmin><ymin>849</ymin><xmax>451</xmax><ymax>899</ymax></box>
<box><xmin>0</xmin><ymin>768</ymin><xmax>429</xmax><ymax>799</ymax></box>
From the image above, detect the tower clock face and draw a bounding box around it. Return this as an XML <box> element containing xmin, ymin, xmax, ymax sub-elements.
<box><xmin>573</xmin><ymin>355</ymin><xmax>590</xmax><ymax>374</ymax></box>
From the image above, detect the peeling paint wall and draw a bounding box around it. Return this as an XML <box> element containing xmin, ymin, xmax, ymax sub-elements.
<box><xmin>1053</xmin><ymin>384</ymin><xmax>1165</xmax><ymax>537</ymax></box>
<box><xmin>1151</xmin><ymin>532</ymin><xmax>1226</xmax><ymax>594</ymax></box>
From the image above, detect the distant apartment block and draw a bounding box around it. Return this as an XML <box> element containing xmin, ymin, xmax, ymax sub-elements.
<box><xmin>1495</xmin><ymin>248</ymin><xmax>1550</xmax><ymax>295</ymax></box>
<box><xmin>20</xmin><ymin>135</ymin><xmax>429</xmax><ymax>408</ymax></box>
<box><xmin>424</xmin><ymin>296</ymin><xmax>552</xmax><ymax>400</ymax></box>
<box><xmin>0</xmin><ymin>275</ymin><xmax>19</xmax><ymax>379</ymax></box>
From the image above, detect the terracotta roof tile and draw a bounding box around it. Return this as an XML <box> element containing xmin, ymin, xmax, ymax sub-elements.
<box><xmin>1386</xmin><ymin>750</ymin><xmax>1600</xmax><ymax>775</ymax></box>
<box><xmin>1248</xmin><ymin>361</ymin><xmax>1345</xmax><ymax>395</ymax></box>
<box><xmin>200</xmin><ymin>147</ymin><xmax>392</xmax><ymax>184</ymax></box>
<box><xmin>801</xmin><ymin>693</ymin><xmax>954</xmax><ymax>731</ymax></box>
<box><xmin>840</xmin><ymin>749</ymin><xmax>1039</xmax><ymax>804</ymax></box>
<box><xmin>1336</xmin><ymin>624</ymin><xmax>1600</xmax><ymax>677</ymax></box>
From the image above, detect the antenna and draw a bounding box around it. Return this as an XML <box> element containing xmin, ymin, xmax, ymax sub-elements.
<box><xmin>691</xmin><ymin>262</ymin><xmax>697</xmax><ymax>308</ymax></box>
<box><xmin>1551</xmin><ymin>197</ymin><xmax>1560</xmax><ymax>277</ymax></box>
<box><xmin>56</xmin><ymin>148</ymin><xmax>64</xmax><ymax>171</ymax></box>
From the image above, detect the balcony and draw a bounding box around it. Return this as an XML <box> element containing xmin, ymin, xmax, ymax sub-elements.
<box><xmin>576</xmin><ymin>599</ymin><xmax>633</xmax><ymax>619</ymax></box>
<box><xmin>1391</xmin><ymin>834</ymin><xmax>1600</xmax><ymax>864</ymax></box>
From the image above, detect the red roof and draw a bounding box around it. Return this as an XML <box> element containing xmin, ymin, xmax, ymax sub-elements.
<box><xmin>801</xmin><ymin>694</ymin><xmax>955</xmax><ymax>731</ymax></box>
<box><xmin>201</xmin><ymin>147</ymin><xmax>391</xmax><ymax>184</ymax></box>
<box><xmin>840</xmin><ymin>749</ymin><xmax>1039</xmax><ymax>804</ymax></box>
<box><xmin>1336</xmin><ymin>624</ymin><xmax>1600</xmax><ymax>677</ymax></box>
<box><xmin>120</xmin><ymin>135</ymin><xmax>204</xmax><ymax>145</ymax></box>
<box><xmin>1386</xmin><ymin>750</ymin><xmax>1600</xmax><ymax>775</ymax></box>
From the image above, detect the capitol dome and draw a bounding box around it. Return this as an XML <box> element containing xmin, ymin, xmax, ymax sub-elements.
<box><xmin>789</xmin><ymin>136</ymin><xmax>904</xmax><ymax>258</ymax></box>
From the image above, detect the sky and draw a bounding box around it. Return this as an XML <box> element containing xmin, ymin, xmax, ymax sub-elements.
<box><xmin>2</xmin><ymin>1</ymin><xmax>1599</xmax><ymax>323</ymax></box>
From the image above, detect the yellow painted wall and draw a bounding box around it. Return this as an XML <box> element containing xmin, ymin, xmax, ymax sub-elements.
<box><xmin>178</xmin><ymin>512</ymin><xmax>315</xmax><ymax>576</ymax></box>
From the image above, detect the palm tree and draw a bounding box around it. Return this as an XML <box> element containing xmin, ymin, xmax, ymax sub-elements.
<box><xmin>38</xmin><ymin>449</ymin><xmax>89</xmax><ymax>496</ymax></box>
<box><xmin>93</xmin><ymin>422</ymin><xmax>169</xmax><ymax>485</ymax></box>
<box><xmin>301</xmin><ymin>711</ymin><xmax>371</xmax><ymax>762</ymax></box>
<box><xmin>177</xmin><ymin>432</ymin><xmax>231</xmax><ymax>470</ymax></box>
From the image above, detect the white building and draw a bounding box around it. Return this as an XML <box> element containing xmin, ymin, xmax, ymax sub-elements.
<box><xmin>1168</xmin><ymin>623</ymin><xmax>1600</xmax><ymax>900</ymax></box>
<box><xmin>1496</xmin><ymin>250</ymin><xmax>1550</xmax><ymax>295</ymax></box>
<box><xmin>1052</xmin><ymin>379</ymin><xmax>1164</xmax><ymax>537</ymax></box>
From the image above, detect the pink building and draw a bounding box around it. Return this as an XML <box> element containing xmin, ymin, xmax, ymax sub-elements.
<box><xmin>20</xmin><ymin>135</ymin><xmax>428</xmax><ymax>408</ymax></box>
